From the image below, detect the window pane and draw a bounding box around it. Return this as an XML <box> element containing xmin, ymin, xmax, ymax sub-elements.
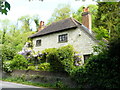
<box><xmin>36</xmin><ymin>39</ymin><xmax>41</xmax><ymax>47</ymax></box>
<box><xmin>58</xmin><ymin>34</ymin><xmax>68</xmax><ymax>42</ymax></box>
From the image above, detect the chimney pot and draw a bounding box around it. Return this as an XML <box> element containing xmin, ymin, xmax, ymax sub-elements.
<box><xmin>38</xmin><ymin>21</ymin><xmax>45</xmax><ymax>32</ymax></box>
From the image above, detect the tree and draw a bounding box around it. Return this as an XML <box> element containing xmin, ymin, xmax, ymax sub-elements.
<box><xmin>0</xmin><ymin>19</ymin><xmax>10</xmax><ymax>44</ymax></box>
<box><xmin>32</xmin><ymin>15</ymin><xmax>41</xmax><ymax>31</ymax></box>
<box><xmin>18</xmin><ymin>15</ymin><xmax>40</xmax><ymax>32</ymax></box>
<box><xmin>95</xmin><ymin>2</ymin><xmax>119</xmax><ymax>39</ymax></box>
<box><xmin>73</xmin><ymin>4</ymin><xmax>98</xmax><ymax>29</ymax></box>
<box><xmin>47</xmin><ymin>4</ymin><xmax>72</xmax><ymax>25</ymax></box>
<box><xmin>0</xmin><ymin>19</ymin><xmax>33</xmax><ymax>62</ymax></box>
<box><xmin>18</xmin><ymin>15</ymin><xmax>32</xmax><ymax>32</ymax></box>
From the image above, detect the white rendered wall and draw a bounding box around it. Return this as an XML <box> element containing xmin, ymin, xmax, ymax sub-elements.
<box><xmin>32</xmin><ymin>28</ymin><xmax>97</xmax><ymax>62</ymax></box>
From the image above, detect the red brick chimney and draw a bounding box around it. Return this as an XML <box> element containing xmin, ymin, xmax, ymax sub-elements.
<box><xmin>38</xmin><ymin>21</ymin><xmax>44</xmax><ymax>32</ymax></box>
<box><xmin>82</xmin><ymin>7</ymin><xmax>92</xmax><ymax>33</ymax></box>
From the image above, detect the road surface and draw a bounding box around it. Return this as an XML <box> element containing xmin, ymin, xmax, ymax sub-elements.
<box><xmin>0</xmin><ymin>81</ymin><xmax>54</xmax><ymax>90</ymax></box>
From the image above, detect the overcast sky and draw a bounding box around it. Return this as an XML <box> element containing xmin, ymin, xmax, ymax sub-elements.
<box><xmin>0</xmin><ymin>0</ymin><xmax>97</xmax><ymax>24</ymax></box>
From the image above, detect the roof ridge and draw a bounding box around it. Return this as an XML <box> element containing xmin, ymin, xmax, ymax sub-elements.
<box><xmin>72</xmin><ymin>18</ymin><xmax>82</xmax><ymax>25</ymax></box>
<box><xmin>70</xmin><ymin>17</ymin><xmax>78</xmax><ymax>26</ymax></box>
<box><xmin>45</xmin><ymin>18</ymin><xmax>71</xmax><ymax>28</ymax></box>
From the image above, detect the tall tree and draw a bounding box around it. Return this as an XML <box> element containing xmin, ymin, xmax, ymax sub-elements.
<box><xmin>18</xmin><ymin>15</ymin><xmax>32</xmax><ymax>32</ymax></box>
<box><xmin>32</xmin><ymin>15</ymin><xmax>40</xmax><ymax>31</ymax></box>
<box><xmin>0</xmin><ymin>19</ymin><xmax>33</xmax><ymax>61</ymax></box>
<box><xmin>95</xmin><ymin>2</ymin><xmax>119</xmax><ymax>39</ymax></box>
<box><xmin>18</xmin><ymin>15</ymin><xmax>40</xmax><ymax>32</ymax></box>
<box><xmin>0</xmin><ymin>19</ymin><xmax>10</xmax><ymax>44</ymax></box>
<box><xmin>47</xmin><ymin>4</ymin><xmax>72</xmax><ymax>25</ymax></box>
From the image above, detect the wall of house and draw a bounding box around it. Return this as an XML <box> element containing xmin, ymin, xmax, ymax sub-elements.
<box><xmin>32</xmin><ymin>28</ymin><xmax>97</xmax><ymax>62</ymax></box>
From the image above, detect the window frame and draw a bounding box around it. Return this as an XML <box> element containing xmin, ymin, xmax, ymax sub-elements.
<box><xmin>36</xmin><ymin>39</ymin><xmax>41</xmax><ymax>47</ymax></box>
<box><xmin>83</xmin><ymin>54</ymin><xmax>91</xmax><ymax>63</ymax></box>
<box><xmin>58</xmin><ymin>34</ymin><xmax>68</xmax><ymax>43</ymax></box>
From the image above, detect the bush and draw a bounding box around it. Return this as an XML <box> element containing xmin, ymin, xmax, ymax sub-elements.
<box><xmin>37</xmin><ymin>63</ymin><xmax>51</xmax><ymax>71</ymax></box>
<box><xmin>27</xmin><ymin>66</ymin><xmax>36</xmax><ymax>71</ymax></box>
<box><xmin>55</xmin><ymin>81</ymin><xmax>65</xmax><ymax>88</ymax></box>
<box><xmin>41</xmin><ymin>48</ymin><xmax>57</xmax><ymax>63</ymax></box>
<box><xmin>72</xmin><ymin>53</ymin><xmax>120</xmax><ymax>88</ymax></box>
<box><xmin>10</xmin><ymin>54</ymin><xmax>28</xmax><ymax>70</ymax></box>
<box><xmin>1</xmin><ymin>45</ymin><xmax>16</xmax><ymax>61</ymax></box>
<box><xmin>3</xmin><ymin>61</ymin><xmax>13</xmax><ymax>73</ymax></box>
<box><xmin>42</xmin><ymin>45</ymin><xmax>76</xmax><ymax>73</ymax></box>
<box><xmin>71</xmin><ymin>38</ymin><xmax>120</xmax><ymax>88</ymax></box>
<box><xmin>57</xmin><ymin>45</ymin><xmax>75</xmax><ymax>73</ymax></box>
<box><xmin>44</xmin><ymin>48</ymin><xmax>64</xmax><ymax>72</ymax></box>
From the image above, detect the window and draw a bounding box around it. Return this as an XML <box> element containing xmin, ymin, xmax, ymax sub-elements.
<box><xmin>58</xmin><ymin>34</ymin><xmax>68</xmax><ymax>43</ymax></box>
<box><xmin>83</xmin><ymin>54</ymin><xmax>91</xmax><ymax>63</ymax></box>
<box><xmin>36</xmin><ymin>39</ymin><xmax>41</xmax><ymax>47</ymax></box>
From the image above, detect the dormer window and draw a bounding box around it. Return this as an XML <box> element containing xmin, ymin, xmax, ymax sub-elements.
<box><xmin>58</xmin><ymin>34</ymin><xmax>68</xmax><ymax>43</ymax></box>
<box><xmin>36</xmin><ymin>39</ymin><xmax>41</xmax><ymax>47</ymax></box>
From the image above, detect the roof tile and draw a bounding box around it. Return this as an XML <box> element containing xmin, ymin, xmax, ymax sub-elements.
<box><xmin>29</xmin><ymin>18</ymin><xmax>80</xmax><ymax>38</ymax></box>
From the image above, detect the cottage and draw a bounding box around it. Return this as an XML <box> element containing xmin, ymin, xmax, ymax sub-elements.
<box><xmin>29</xmin><ymin>8</ymin><xmax>98</xmax><ymax>63</ymax></box>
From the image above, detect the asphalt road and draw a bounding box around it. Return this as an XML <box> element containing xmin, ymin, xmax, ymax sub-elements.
<box><xmin>1</xmin><ymin>81</ymin><xmax>54</xmax><ymax>90</ymax></box>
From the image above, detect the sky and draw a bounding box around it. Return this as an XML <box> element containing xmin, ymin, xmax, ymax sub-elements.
<box><xmin>0</xmin><ymin>0</ymin><xmax>97</xmax><ymax>24</ymax></box>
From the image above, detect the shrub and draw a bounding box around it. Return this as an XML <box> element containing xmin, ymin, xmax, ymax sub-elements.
<box><xmin>27</xmin><ymin>66</ymin><xmax>36</xmax><ymax>71</ymax></box>
<box><xmin>45</xmin><ymin>48</ymin><xmax>64</xmax><ymax>72</ymax></box>
<box><xmin>10</xmin><ymin>54</ymin><xmax>28</xmax><ymax>70</ymax></box>
<box><xmin>37</xmin><ymin>63</ymin><xmax>51</xmax><ymax>71</ymax></box>
<box><xmin>3</xmin><ymin>61</ymin><xmax>13</xmax><ymax>73</ymax></box>
<box><xmin>41</xmin><ymin>48</ymin><xmax>57</xmax><ymax>63</ymax></box>
<box><xmin>42</xmin><ymin>45</ymin><xmax>76</xmax><ymax>73</ymax></box>
<box><xmin>55</xmin><ymin>81</ymin><xmax>65</xmax><ymax>88</ymax></box>
<box><xmin>1</xmin><ymin>45</ymin><xmax>16</xmax><ymax>61</ymax></box>
<box><xmin>57</xmin><ymin>45</ymin><xmax>75</xmax><ymax>73</ymax></box>
<box><xmin>71</xmin><ymin>38</ymin><xmax>120</xmax><ymax>88</ymax></box>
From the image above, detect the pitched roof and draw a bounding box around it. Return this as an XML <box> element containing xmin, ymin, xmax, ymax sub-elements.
<box><xmin>29</xmin><ymin>18</ymin><xmax>81</xmax><ymax>38</ymax></box>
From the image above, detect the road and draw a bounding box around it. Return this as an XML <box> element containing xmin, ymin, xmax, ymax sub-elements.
<box><xmin>0</xmin><ymin>81</ymin><xmax>54</xmax><ymax>90</ymax></box>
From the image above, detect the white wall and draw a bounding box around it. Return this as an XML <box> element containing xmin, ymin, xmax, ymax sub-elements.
<box><xmin>32</xmin><ymin>28</ymin><xmax>97</xmax><ymax>62</ymax></box>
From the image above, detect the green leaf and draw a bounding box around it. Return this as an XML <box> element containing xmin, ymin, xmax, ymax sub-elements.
<box><xmin>5</xmin><ymin>1</ymin><xmax>10</xmax><ymax>10</ymax></box>
<box><xmin>1</xmin><ymin>8</ymin><xmax>7</xmax><ymax>15</ymax></box>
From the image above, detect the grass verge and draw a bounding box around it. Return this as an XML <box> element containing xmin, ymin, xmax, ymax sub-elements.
<box><xmin>1</xmin><ymin>77</ymin><xmax>56</xmax><ymax>88</ymax></box>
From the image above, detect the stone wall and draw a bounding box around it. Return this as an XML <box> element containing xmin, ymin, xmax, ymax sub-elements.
<box><xmin>9</xmin><ymin>70</ymin><xmax>77</xmax><ymax>88</ymax></box>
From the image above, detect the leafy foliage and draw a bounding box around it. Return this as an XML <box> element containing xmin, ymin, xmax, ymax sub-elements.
<box><xmin>18</xmin><ymin>15</ymin><xmax>32</xmax><ymax>32</ymax></box>
<box><xmin>2</xmin><ymin>54</ymin><xmax>28</xmax><ymax>72</ymax></box>
<box><xmin>93</xmin><ymin>26</ymin><xmax>109</xmax><ymax>40</ymax></box>
<box><xmin>1</xmin><ymin>45</ymin><xmax>16</xmax><ymax>61</ymax></box>
<box><xmin>10</xmin><ymin>54</ymin><xmax>28</xmax><ymax>70</ymax></box>
<box><xmin>71</xmin><ymin>37</ymin><xmax>120</xmax><ymax>88</ymax></box>
<box><xmin>95</xmin><ymin>2</ymin><xmax>120</xmax><ymax>39</ymax></box>
<box><xmin>73</xmin><ymin>4</ymin><xmax>98</xmax><ymax>29</ymax></box>
<box><xmin>0</xmin><ymin>18</ymin><xmax>35</xmax><ymax>63</ymax></box>
<box><xmin>42</xmin><ymin>45</ymin><xmax>76</xmax><ymax>73</ymax></box>
<box><xmin>0</xmin><ymin>1</ymin><xmax>10</xmax><ymax>15</ymax></box>
<box><xmin>37</xmin><ymin>63</ymin><xmax>51</xmax><ymax>71</ymax></box>
<box><xmin>47</xmin><ymin>4</ymin><xmax>72</xmax><ymax>25</ymax></box>
<box><xmin>3</xmin><ymin>60</ymin><xmax>13</xmax><ymax>73</ymax></box>
<box><xmin>27</xmin><ymin>65</ymin><xmax>36</xmax><ymax>71</ymax></box>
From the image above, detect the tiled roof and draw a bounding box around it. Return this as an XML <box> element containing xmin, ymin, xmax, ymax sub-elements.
<box><xmin>29</xmin><ymin>18</ymin><xmax>81</xmax><ymax>38</ymax></box>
